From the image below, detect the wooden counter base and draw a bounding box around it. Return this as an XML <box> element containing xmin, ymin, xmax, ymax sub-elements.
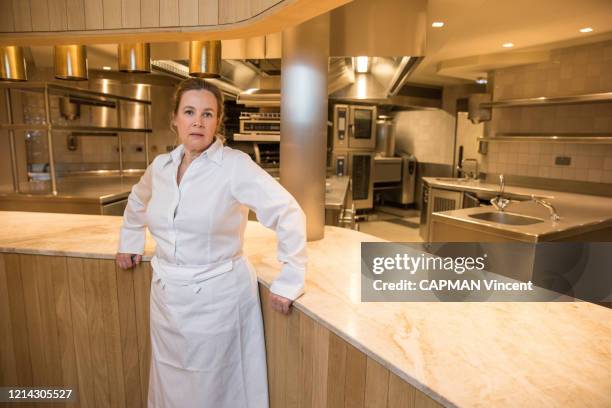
<box><xmin>0</xmin><ymin>253</ymin><xmax>440</xmax><ymax>408</ymax></box>
<box><xmin>0</xmin><ymin>254</ymin><xmax>151</xmax><ymax>408</ymax></box>
<box><xmin>260</xmin><ymin>284</ymin><xmax>441</xmax><ymax>408</ymax></box>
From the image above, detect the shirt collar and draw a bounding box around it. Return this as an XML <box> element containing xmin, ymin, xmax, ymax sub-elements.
<box><xmin>163</xmin><ymin>138</ymin><xmax>224</xmax><ymax>167</ymax></box>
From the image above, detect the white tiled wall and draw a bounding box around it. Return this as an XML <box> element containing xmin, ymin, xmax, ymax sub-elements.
<box><xmin>393</xmin><ymin>110</ymin><xmax>455</xmax><ymax>165</ymax></box>
<box><xmin>393</xmin><ymin>84</ymin><xmax>484</xmax><ymax>166</ymax></box>
<box><xmin>483</xmin><ymin>40</ymin><xmax>612</xmax><ymax>184</ymax></box>
<box><xmin>493</xmin><ymin>41</ymin><xmax>612</xmax><ymax>99</ymax></box>
<box><xmin>19</xmin><ymin>84</ymin><xmax>153</xmax><ymax>169</ymax></box>
<box><xmin>486</xmin><ymin>142</ymin><xmax>612</xmax><ymax>183</ymax></box>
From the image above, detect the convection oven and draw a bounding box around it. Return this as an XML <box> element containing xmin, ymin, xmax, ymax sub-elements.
<box><xmin>331</xmin><ymin>103</ymin><xmax>378</xmax><ymax>210</ymax></box>
<box><xmin>332</xmin><ymin>104</ymin><xmax>377</xmax><ymax>150</ymax></box>
<box><xmin>332</xmin><ymin>150</ymin><xmax>375</xmax><ymax>210</ymax></box>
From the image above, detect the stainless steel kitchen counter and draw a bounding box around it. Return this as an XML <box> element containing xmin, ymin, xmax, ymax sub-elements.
<box><xmin>325</xmin><ymin>175</ymin><xmax>350</xmax><ymax>209</ymax></box>
<box><xmin>424</xmin><ymin>177</ymin><xmax>612</xmax><ymax>241</ymax></box>
<box><xmin>0</xmin><ymin>174</ymin><xmax>143</xmax><ymax>204</ymax></box>
<box><xmin>0</xmin><ymin>173</ymin><xmax>350</xmax><ymax>213</ymax></box>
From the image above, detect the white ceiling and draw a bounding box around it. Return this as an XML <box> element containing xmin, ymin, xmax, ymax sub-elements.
<box><xmin>412</xmin><ymin>0</ymin><xmax>612</xmax><ymax>85</ymax></box>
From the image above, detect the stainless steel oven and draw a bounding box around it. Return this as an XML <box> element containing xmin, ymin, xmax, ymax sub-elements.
<box><xmin>332</xmin><ymin>151</ymin><xmax>374</xmax><ymax>210</ymax></box>
<box><xmin>332</xmin><ymin>104</ymin><xmax>377</xmax><ymax>150</ymax></box>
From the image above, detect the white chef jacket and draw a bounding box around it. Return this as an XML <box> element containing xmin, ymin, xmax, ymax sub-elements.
<box><xmin>118</xmin><ymin>137</ymin><xmax>307</xmax><ymax>300</ymax></box>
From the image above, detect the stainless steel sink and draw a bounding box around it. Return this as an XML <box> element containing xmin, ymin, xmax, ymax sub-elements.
<box><xmin>468</xmin><ymin>212</ymin><xmax>544</xmax><ymax>225</ymax></box>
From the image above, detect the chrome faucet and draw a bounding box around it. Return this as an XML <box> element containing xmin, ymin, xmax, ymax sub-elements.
<box><xmin>490</xmin><ymin>174</ymin><xmax>561</xmax><ymax>221</ymax></box>
<box><xmin>531</xmin><ymin>195</ymin><xmax>561</xmax><ymax>221</ymax></box>
<box><xmin>490</xmin><ymin>174</ymin><xmax>511</xmax><ymax>211</ymax></box>
<box><xmin>456</xmin><ymin>158</ymin><xmax>479</xmax><ymax>180</ymax></box>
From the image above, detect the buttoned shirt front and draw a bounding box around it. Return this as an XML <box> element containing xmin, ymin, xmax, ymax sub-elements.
<box><xmin>118</xmin><ymin>138</ymin><xmax>307</xmax><ymax>300</ymax></box>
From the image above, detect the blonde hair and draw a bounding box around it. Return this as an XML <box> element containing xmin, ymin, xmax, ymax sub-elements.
<box><xmin>170</xmin><ymin>77</ymin><xmax>226</xmax><ymax>143</ymax></box>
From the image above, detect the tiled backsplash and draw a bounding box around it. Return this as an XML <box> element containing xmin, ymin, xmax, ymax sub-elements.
<box><xmin>483</xmin><ymin>40</ymin><xmax>612</xmax><ymax>185</ymax></box>
<box><xmin>393</xmin><ymin>110</ymin><xmax>455</xmax><ymax>165</ymax></box>
<box><xmin>490</xmin><ymin>103</ymin><xmax>612</xmax><ymax>135</ymax></box>
<box><xmin>20</xmin><ymin>88</ymin><xmax>149</xmax><ymax>168</ymax></box>
<box><xmin>393</xmin><ymin>84</ymin><xmax>483</xmax><ymax>166</ymax></box>
<box><xmin>3</xmin><ymin>68</ymin><xmax>178</xmax><ymax>176</ymax></box>
<box><xmin>492</xmin><ymin>41</ymin><xmax>612</xmax><ymax>100</ymax></box>
<box><xmin>486</xmin><ymin>141</ymin><xmax>612</xmax><ymax>183</ymax></box>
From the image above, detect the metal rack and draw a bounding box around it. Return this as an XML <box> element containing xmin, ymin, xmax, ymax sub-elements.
<box><xmin>479</xmin><ymin>91</ymin><xmax>612</xmax><ymax>108</ymax></box>
<box><xmin>475</xmin><ymin>91</ymin><xmax>612</xmax><ymax>144</ymax></box>
<box><xmin>1</xmin><ymin>82</ymin><xmax>152</xmax><ymax>195</ymax></box>
<box><xmin>478</xmin><ymin>134</ymin><xmax>612</xmax><ymax>144</ymax></box>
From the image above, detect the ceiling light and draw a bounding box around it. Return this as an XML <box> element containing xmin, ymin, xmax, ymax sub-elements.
<box><xmin>502</xmin><ymin>42</ymin><xmax>514</xmax><ymax>48</ymax></box>
<box><xmin>102</xmin><ymin>66</ymin><xmax>111</xmax><ymax>70</ymax></box>
<box><xmin>355</xmin><ymin>56</ymin><xmax>369</xmax><ymax>73</ymax></box>
<box><xmin>579</xmin><ymin>27</ymin><xmax>593</xmax><ymax>33</ymax></box>
<box><xmin>118</xmin><ymin>43</ymin><xmax>151</xmax><ymax>73</ymax></box>
<box><xmin>0</xmin><ymin>46</ymin><xmax>28</xmax><ymax>81</ymax></box>
<box><xmin>432</xmin><ymin>21</ymin><xmax>444</xmax><ymax>28</ymax></box>
<box><xmin>54</xmin><ymin>45</ymin><xmax>88</xmax><ymax>81</ymax></box>
<box><xmin>475</xmin><ymin>77</ymin><xmax>487</xmax><ymax>85</ymax></box>
<box><xmin>189</xmin><ymin>40</ymin><xmax>222</xmax><ymax>78</ymax></box>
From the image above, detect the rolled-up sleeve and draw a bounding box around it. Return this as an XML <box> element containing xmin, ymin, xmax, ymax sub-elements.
<box><xmin>118</xmin><ymin>161</ymin><xmax>154</xmax><ymax>254</ymax></box>
<box><xmin>230</xmin><ymin>152</ymin><xmax>307</xmax><ymax>301</ymax></box>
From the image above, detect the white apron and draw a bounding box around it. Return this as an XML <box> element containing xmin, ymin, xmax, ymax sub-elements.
<box><xmin>147</xmin><ymin>255</ymin><xmax>269</xmax><ymax>408</ymax></box>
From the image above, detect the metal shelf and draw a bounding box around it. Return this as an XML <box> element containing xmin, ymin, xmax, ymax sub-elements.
<box><xmin>0</xmin><ymin>124</ymin><xmax>47</xmax><ymax>131</ymax></box>
<box><xmin>1</xmin><ymin>82</ymin><xmax>152</xmax><ymax>195</ymax></box>
<box><xmin>480</xmin><ymin>92</ymin><xmax>612</xmax><ymax>108</ymax></box>
<box><xmin>1</xmin><ymin>124</ymin><xmax>152</xmax><ymax>133</ymax></box>
<box><xmin>233</xmin><ymin>133</ymin><xmax>280</xmax><ymax>142</ymax></box>
<box><xmin>478</xmin><ymin>135</ymin><xmax>612</xmax><ymax>143</ymax></box>
<box><xmin>0</xmin><ymin>81</ymin><xmax>152</xmax><ymax>105</ymax></box>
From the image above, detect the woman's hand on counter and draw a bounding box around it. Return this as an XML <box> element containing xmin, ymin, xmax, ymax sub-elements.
<box><xmin>269</xmin><ymin>293</ymin><xmax>292</xmax><ymax>314</ymax></box>
<box><xmin>116</xmin><ymin>253</ymin><xmax>142</xmax><ymax>269</ymax></box>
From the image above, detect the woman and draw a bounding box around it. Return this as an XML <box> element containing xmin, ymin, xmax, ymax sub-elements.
<box><xmin>115</xmin><ymin>78</ymin><xmax>307</xmax><ymax>408</ymax></box>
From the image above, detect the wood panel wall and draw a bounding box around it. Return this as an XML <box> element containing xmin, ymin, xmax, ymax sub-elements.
<box><xmin>0</xmin><ymin>0</ymin><xmax>280</xmax><ymax>33</ymax></box>
<box><xmin>0</xmin><ymin>0</ymin><xmax>351</xmax><ymax>47</ymax></box>
<box><xmin>0</xmin><ymin>253</ymin><xmax>444</xmax><ymax>408</ymax></box>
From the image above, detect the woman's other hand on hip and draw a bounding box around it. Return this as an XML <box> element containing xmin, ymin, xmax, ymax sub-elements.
<box><xmin>116</xmin><ymin>253</ymin><xmax>142</xmax><ymax>269</ymax></box>
<box><xmin>269</xmin><ymin>293</ymin><xmax>293</xmax><ymax>314</ymax></box>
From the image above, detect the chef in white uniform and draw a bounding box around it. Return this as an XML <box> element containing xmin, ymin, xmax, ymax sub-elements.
<box><xmin>116</xmin><ymin>78</ymin><xmax>307</xmax><ymax>408</ymax></box>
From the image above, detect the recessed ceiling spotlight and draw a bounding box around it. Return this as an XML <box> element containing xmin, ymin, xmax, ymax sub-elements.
<box><xmin>102</xmin><ymin>66</ymin><xmax>112</xmax><ymax>70</ymax></box>
<box><xmin>432</xmin><ymin>21</ymin><xmax>445</xmax><ymax>28</ymax></box>
<box><xmin>502</xmin><ymin>42</ymin><xmax>514</xmax><ymax>48</ymax></box>
<box><xmin>355</xmin><ymin>56</ymin><xmax>369</xmax><ymax>73</ymax></box>
<box><xmin>475</xmin><ymin>77</ymin><xmax>488</xmax><ymax>85</ymax></box>
<box><xmin>579</xmin><ymin>27</ymin><xmax>593</xmax><ymax>33</ymax></box>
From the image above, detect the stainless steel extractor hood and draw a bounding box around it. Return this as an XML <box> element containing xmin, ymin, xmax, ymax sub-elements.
<box><xmin>327</xmin><ymin>56</ymin><xmax>433</xmax><ymax>108</ymax></box>
<box><xmin>233</xmin><ymin>55</ymin><xmax>437</xmax><ymax>110</ymax></box>
<box><xmin>233</xmin><ymin>0</ymin><xmax>432</xmax><ymax>109</ymax></box>
<box><xmin>149</xmin><ymin>0</ymin><xmax>430</xmax><ymax>108</ymax></box>
<box><xmin>236</xmin><ymin>88</ymin><xmax>280</xmax><ymax>107</ymax></box>
<box><xmin>151</xmin><ymin>59</ymin><xmax>245</xmax><ymax>99</ymax></box>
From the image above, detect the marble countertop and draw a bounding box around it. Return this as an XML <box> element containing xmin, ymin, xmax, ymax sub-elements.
<box><xmin>424</xmin><ymin>177</ymin><xmax>612</xmax><ymax>242</ymax></box>
<box><xmin>0</xmin><ymin>211</ymin><xmax>609</xmax><ymax>407</ymax></box>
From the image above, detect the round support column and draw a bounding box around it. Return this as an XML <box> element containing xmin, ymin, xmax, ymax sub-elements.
<box><xmin>280</xmin><ymin>14</ymin><xmax>330</xmax><ymax>241</ymax></box>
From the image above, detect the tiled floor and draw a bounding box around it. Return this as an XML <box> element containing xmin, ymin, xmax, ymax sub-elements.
<box><xmin>358</xmin><ymin>206</ymin><xmax>424</xmax><ymax>242</ymax></box>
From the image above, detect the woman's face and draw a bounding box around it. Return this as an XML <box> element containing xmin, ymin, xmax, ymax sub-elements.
<box><xmin>172</xmin><ymin>89</ymin><xmax>219</xmax><ymax>152</ymax></box>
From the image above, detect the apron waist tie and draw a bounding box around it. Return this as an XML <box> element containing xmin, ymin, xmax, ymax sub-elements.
<box><xmin>151</xmin><ymin>254</ymin><xmax>244</xmax><ymax>293</ymax></box>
